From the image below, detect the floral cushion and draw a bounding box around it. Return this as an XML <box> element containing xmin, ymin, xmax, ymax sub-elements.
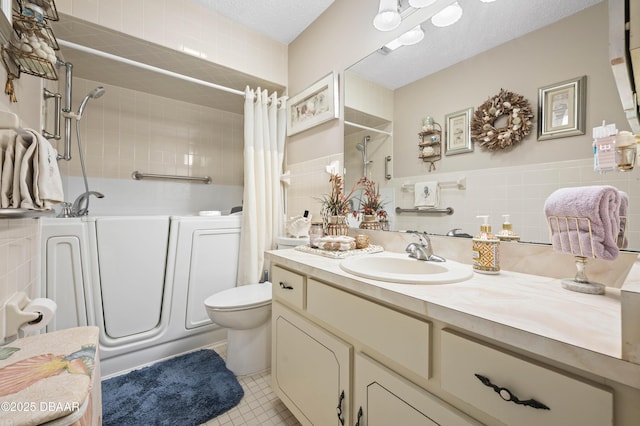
<box><xmin>0</xmin><ymin>326</ymin><xmax>100</xmax><ymax>426</ymax></box>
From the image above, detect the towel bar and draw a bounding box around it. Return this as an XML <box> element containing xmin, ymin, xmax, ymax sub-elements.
<box><xmin>395</xmin><ymin>207</ymin><xmax>454</xmax><ymax>215</ymax></box>
<box><xmin>132</xmin><ymin>171</ymin><xmax>212</xmax><ymax>184</ymax></box>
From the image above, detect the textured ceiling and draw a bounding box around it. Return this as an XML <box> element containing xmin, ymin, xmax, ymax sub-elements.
<box><xmin>189</xmin><ymin>0</ymin><xmax>336</xmax><ymax>44</ymax></box>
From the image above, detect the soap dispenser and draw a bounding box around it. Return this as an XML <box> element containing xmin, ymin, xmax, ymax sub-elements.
<box><xmin>497</xmin><ymin>214</ymin><xmax>520</xmax><ymax>242</ymax></box>
<box><xmin>472</xmin><ymin>215</ymin><xmax>500</xmax><ymax>274</ymax></box>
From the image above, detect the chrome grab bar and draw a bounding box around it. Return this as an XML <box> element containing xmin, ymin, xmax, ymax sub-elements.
<box><xmin>132</xmin><ymin>171</ymin><xmax>212</xmax><ymax>184</ymax></box>
<box><xmin>395</xmin><ymin>207</ymin><xmax>454</xmax><ymax>215</ymax></box>
<box><xmin>42</xmin><ymin>88</ymin><xmax>61</xmax><ymax>140</ymax></box>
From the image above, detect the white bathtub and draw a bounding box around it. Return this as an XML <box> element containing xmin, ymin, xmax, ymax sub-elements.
<box><xmin>41</xmin><ymin>214</ymin><xmax>242</xmax><ymax>376</ymax></box>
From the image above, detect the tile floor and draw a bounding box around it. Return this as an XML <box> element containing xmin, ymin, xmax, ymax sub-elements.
<box><xmin>201</xmin><ymin>345</ymin><xmax>301</xmax><ymax>426</ymax></box>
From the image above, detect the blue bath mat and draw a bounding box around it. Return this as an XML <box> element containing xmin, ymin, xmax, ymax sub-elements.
<box><xmin>102</xmin><ymin>349</ymin><xmax>244</xmax><ymax>426</ymax></box>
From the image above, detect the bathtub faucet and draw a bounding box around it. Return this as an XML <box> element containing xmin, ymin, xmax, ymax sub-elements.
<box><xmin>71</xmin><ymin>191</ymin><xmax>104</xmax><ymax>216</ymax></box>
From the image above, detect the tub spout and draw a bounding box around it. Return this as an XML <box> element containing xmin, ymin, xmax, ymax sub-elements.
<box><xmin>71</xmin><ymin>191</ymin><xmax>104</xmax><ymax>216</ymax></box>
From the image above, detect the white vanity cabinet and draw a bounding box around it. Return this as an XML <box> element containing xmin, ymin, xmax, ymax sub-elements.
<box><xmin>272</xmin><ymin>302</ymin><xmax>351</xmax><ymax>426</ymax></box>
<box><xmin>268</xmin><ymin>250</ymin><xmax>640</xmax><ymax>425</ymax></box>
<box><xmin>271</xmin><ymin>264</ymin><xmax>481</xmax><ymax>426</ymax></box>
<box><xmin>354</xmin><ymin>352</ymin><xmax>481</xmax><ymax>426</ymax></box>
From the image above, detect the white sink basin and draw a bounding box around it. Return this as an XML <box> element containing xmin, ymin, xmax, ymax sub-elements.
<box><xmin>340</xmin><ymin>252</ymin><xmax>473</xmax><ymax>284</ymax></box>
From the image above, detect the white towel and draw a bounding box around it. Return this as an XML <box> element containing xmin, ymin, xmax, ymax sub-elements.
<box><xmin>414</xmin><ymin>181</ymin><xmax>440</xmax><ymax>208</ymax></box>
<box><xmin>11</xmin><ymin>134</ymin><xmax>29</xmax><ymax>208</ymax></box>
<box><xmin>20</xmin><ymin>129</ymin><xmax>64</xmax><ymax>209</ymax></box>
<box><xmin>1</xmin><ymin>132</ymin><xmax>15</xmax><ymax>208</ymax></box>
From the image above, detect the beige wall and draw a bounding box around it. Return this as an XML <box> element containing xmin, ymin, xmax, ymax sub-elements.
<box><xmin>393</xmin><ymin>2</ymin><xmax>626</xmax><ymax>177</ymax></box>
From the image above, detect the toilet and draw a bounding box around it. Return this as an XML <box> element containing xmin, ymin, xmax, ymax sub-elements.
<box><xmin>204</xmin><ymin>235</ymin><xmax>307</xmax><ymax>376</ymax></box>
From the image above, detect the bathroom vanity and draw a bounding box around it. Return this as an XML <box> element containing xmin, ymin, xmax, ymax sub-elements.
<box><xmin>267</xmin><ymin>240</ymin><xmax>640</xmax><ymax>426</ymax></box>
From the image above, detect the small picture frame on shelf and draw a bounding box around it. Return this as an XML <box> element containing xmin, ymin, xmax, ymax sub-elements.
<box><xmin>445</xmin><ymin>107</ymin><xmax>474</xmax><ymax>155</ymax></box>
<box><xmin>287</xmin><ymin>71</ymin><xmax>339</xmax><ymax>136</ymax></box>
<box><xmin>537</xmin><ymin>75</ymin><xmax>586</xmax><ymax>141</ymax></box>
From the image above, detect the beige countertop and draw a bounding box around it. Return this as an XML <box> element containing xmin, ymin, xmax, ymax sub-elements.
<box><xmin>266</xmin><ymin>246</ymin><xmax>640</xmax><ymax>390</ymax></box>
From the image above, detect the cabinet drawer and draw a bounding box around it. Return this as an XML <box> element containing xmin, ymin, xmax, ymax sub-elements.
<box><xmin>271</xmin><ymin>265</ymin><xmax>305</xmax><ymax>309</ymax></box>
<box><xmin>307</xmin><ymin>278</ymin><xmax>430</xmax><ymax>378</ymax></box>
<box><xmin>440</xmin><ymin>330</ymin><xmax>613</xmax><ymax>426</ymax></box>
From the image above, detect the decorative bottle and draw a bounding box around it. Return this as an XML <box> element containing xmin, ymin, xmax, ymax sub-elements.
<box><xmin>472</xmin><ymin>215</ymin><xmax>500</xmax><ymax>274</ymax></box>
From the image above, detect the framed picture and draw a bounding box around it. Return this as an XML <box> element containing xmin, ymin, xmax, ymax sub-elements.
<box><xmin>287</xmin><ymin>72</ymin><xmax>339</xmax><ymax>136</ymax></box>
<box><xmin>538</xmin><ymin>75</ymin><xmax>586</xmax><ymax>141</ymax></box>
<box><xmin>445</xmin><ymin>107</ymin><xmax>474</xmax><ymax>155</ymax></box>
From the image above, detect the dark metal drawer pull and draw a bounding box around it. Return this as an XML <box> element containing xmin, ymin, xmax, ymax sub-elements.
<box><xmin>474</xmin><ymin>373</ymin><xmax>550</xmax><ymax>410</ymax></box>
<box><xmin>354</xmin><ymin>406</ymin><xmax>363</xmax><ymax>426</ymax></box>
<box><xmin>336</xmin><ymin>390</ymin><xmax>345</xmax><ymax>425</ymax></box>
<box><xmin>279</xmin><ymin>281</ymin><xmax>294</xmax><ymax>290</ymax></box>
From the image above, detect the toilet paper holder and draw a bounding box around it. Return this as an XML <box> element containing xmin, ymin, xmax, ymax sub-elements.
<box><xmin>1</xmin><ymin>292</ymin><xmax>50</xmax><ymax>343</ymax></box>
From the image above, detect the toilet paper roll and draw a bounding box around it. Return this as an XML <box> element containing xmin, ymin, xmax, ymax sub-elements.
<box><xmin>199</xmin><ymin>210</ymin><xmax>222</xmax><ymax>216</ymax></box>
<box><xmin>18</xmin><ymin>298</ymin><xmax>57</xmax><ymax>333</ymax></box>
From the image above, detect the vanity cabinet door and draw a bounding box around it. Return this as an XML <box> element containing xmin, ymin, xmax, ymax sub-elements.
<box><xmin>272</xmin><ymin>302</ymin><xmax>352</xmax><ymax>426</ymax></box>
<box><xmin>354</xmin><ymin>353</ymin><xmax>481</xmax><ymax>426</ymax></box>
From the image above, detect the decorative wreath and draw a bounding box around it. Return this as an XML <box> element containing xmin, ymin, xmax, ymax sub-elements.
<box><xmin>470</xmin><ymin>89</ymin><xmax>534</xmax><ymax>151</ymax></box>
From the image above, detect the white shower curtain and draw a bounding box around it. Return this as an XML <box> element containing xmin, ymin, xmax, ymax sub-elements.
<box><xmin>237</xmin><ymin>87</ymin><xmax>287</xmax><ymax>285</ymax></box>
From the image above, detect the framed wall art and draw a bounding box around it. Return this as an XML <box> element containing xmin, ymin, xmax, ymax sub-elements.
<box><xmin>538</xmin><ymin>75</ymin><xmax>586</xmax><ymax>141</ymax></box>
<box><xmin>287</xmin><ymin>71</ymin><xmax>339</xmax><ymax>136</ymax></box>
<box><xmin>445</xmin><ymin>107</ymin><xmax>474</xmax><ymax>155</ymax></box>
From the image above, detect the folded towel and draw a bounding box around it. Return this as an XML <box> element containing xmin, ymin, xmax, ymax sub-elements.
<box><xmin>414</xmin><ymin>181</ymin><xmax>439</xmax><ymax>208</ymax></box>
<box><xmin>1</xmin><ymin>133</ymin><xmax>15</xmax><ymax>208</ymax></box>
<box><xmin>544</xmin><ymin>185</ymin><xmax>621</xmax><ymax>260</ymax></box>
<box><xmin>618</xmin><ymin>191</ymin><xmax>628</xmax><ymax>249</ymax></box>
<box><xmin>0</xmin><ymin>131</ymin><xmax>10</xmax><ymax>206</ymax></box>
<box><xmin>11</xmin><ymin>134</ymin><xmax>29</xmax><ymax>208</ymax></box>
<box><xmin>20</xmin><ymin>129</ymin><xmax>64</xmax><ymax>209</ymax></box>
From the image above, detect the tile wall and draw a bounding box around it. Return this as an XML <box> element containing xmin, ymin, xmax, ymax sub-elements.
<box><xmin>57</xmin><ymin>77</ymin><xmax>244</xmax><ymax>186</ymax></box>
<box><xmin>0</xmin><ymin>219</ymin><xmax>41</xmax><ymax>324</ymax></box>
<box><xmin>391</xmin><ymin>158</ymin><xmax>640</xmax><ymax>249</ymax></box>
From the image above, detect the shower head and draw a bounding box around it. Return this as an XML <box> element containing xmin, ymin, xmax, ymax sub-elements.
<box><xmin>76</xmin><ymin>86</ymin><xmax>106</xmax><ymax>118</ymax></box>
<box><xmin>356</xmin><ymin>143</ymin><xmax>365</xmax><ymax>152</ymax></box>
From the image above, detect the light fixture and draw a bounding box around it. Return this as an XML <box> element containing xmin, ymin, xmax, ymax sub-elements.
<box><xmin>397</xmin><ymin>25</ymin><xmax>424</xmax><ymax>46</ymax></box>
<box><xmin>373</xmin><ymin>0</ymin><xmax>401</xmax><ymax>31</ymax></box>
<box><xmin>431</xmin><ymin>1</ymin><xmax>463</xmax><ymax>27</ymax></box>
<box><xmin>408</xmin><ymin>0</ymin><xmax>436</xmax><ymax>7</ymax></box>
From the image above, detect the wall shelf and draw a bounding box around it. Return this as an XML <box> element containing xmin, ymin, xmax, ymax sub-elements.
<box><xmin>418</xmin><ymin>125</ymin><xmax>442</xmax><ymax>171</ymax></box>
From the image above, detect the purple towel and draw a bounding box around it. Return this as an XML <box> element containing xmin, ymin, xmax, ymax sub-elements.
<box><xmin>543</xmin><ymin>185</ymin><xmax>621</xmax><ymax>260</ymax></box>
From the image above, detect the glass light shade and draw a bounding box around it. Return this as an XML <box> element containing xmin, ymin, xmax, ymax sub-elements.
<box><xmin>398</xmin><ymin>25</ymin><xmax>424</xmax><ymax>46</ymax></box>
<box><xmin>431</xmin><ymin>2</ymin><xmax>463</xmax><ymax>27</ymax></box>
<box><xmin>408</xmin><ymin>0</ymin><xmax>437</xmax><ymax>7</ymax></box>
<box><xmin>373</xmin><ymin>0</ymin><xmax>401</xmax><ymax>31</ymax></box>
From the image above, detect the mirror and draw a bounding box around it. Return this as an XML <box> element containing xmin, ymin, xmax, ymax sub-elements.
<box><xmin>344</xmin><ymin>0</ymin><xmax>639</xmax><ymax>252</ymax></box>
<box><xmin>0</xmin><ymin>0</ymin><xmax>12</xmax><ymax>46</ymax></box>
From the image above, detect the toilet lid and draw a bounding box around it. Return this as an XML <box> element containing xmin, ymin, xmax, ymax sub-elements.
<box><xmin>205</xmin><ymin>282</ymin><xmax>272</xmax><ymax>310</ymax></box>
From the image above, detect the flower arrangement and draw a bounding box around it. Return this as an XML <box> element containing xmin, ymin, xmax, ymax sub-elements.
<box><xmin>354</xmin><ymin>177</ymin><xmax>387</xmax><ymax>221</ymax></box>
<box><xmin>317</xmin><ymin>173</ymin><xmax>357</xmax><ymax>222</ymax></box>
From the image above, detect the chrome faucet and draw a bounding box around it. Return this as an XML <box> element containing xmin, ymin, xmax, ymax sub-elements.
<box><xmin>70</xmin><ymin>191</ymin><xmax>104</xmax><ymax>217</ymax></box>
<box><xmin>405</xmin><ymin>231</ymin><xmax>445</xmax><ymax>262</ymax></box>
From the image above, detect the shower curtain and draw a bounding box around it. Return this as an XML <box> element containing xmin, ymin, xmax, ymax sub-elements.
<box><xmin>237</xmin><ymin>87</ymin><xmax>287</xmax><ymax>285</ymax></box>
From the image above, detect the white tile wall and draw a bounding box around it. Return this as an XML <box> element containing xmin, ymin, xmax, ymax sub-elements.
<box><xmin>56</xmin><ymin>78</ymin><xmax>244</xmax><ymax>186</ymax></box>
<box><xmin>391</xmin><ymin>158</ymin><xmax>640</xmax><ymax>249</ymax></box>
<box><xmin>0</xmin><ymin>219</ymin><xmax>40</xmax><ymax>325</ymax></box>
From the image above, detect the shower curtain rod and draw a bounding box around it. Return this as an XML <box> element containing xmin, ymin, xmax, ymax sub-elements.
<box><xmin>344</xmin><ymin>120</ymin><xmax>392</xmax><ymax>137</ymax></box>
<box><xmin>58</xmin><ymin>39</ymin><xmax>266</xmax><ymax>99</ymax></box>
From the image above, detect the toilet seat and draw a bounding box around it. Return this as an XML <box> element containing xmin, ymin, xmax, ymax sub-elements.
<box><xmin>205</xmin><ymin>282</ymin><xmax>272</xmax><ymax>311</ymax></box>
